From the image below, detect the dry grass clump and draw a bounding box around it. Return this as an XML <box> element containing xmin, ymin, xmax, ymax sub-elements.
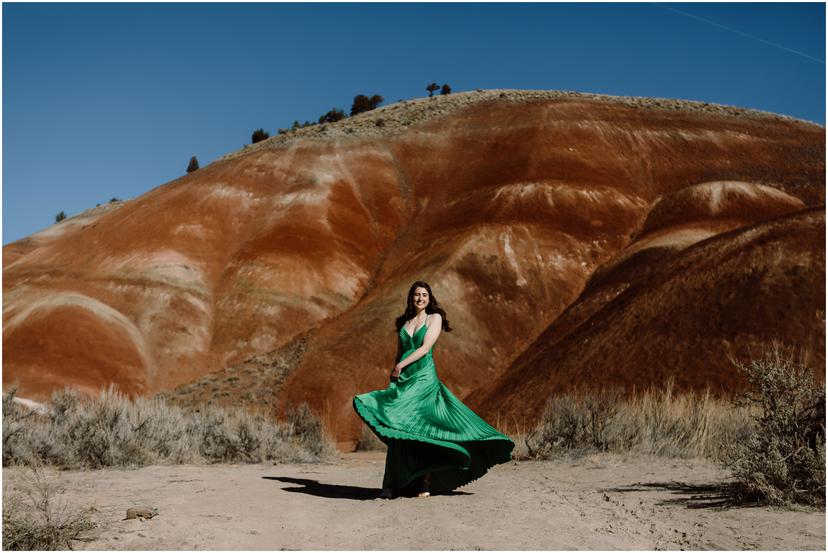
<box><xmin>355</xmin><ymin>424</ymin><xmax>387</xmax><ymax>451</ymax></box>
<box><xmin>724</xmin><ymin>345</ymin><xmax>825</xmax><ymax>506</ymax></box>
<box><xmin>3</xmin><ymin>384</ymin><xmax>337</xmax><ymax>469</ymax></box>
<box><xmin>523</xmin><ymin>346</ymin><xmax>825</xmax><ymax>507</ymax></box>
<box><xmin>525</xmin><ymin>378</ymin><xmax>753</xmax><ymax>461</ymax></box>
<box><xmin>283</xmin><ymin>402</ymin><xmax>339</xmax><ymax>459</ymax></box>
<box><xmin>3</xmin><ymin>461</ymin><xmax>97</xmax><ymax>550</ymax></box>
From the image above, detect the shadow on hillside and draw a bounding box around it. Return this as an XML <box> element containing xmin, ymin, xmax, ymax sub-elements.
<box><xmin>264</xmin><ymin>476</ymin><xmax>472</xmax><ymax>501</ymax></box>
<box><xmin>601</xmin><ymin>481</ymin><xmax>757</xmax><ymax>510</ymax></box>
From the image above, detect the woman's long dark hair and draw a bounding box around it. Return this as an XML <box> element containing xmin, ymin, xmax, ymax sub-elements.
<box><xmin>394</xmin><ymin>281</ymin><xmax>453</xmax><ymax>333</ymax></box>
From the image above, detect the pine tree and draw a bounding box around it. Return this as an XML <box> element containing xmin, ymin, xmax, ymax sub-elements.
<box><xmin>426</xmin><ymin>83</ymin><xmax>440</xmax><ymax>97</ymax></box>
<box><xmin>55</xmin><ymin>211</ymin><xmax>66</xmax><ymax>223</ymax></box>
<box><xmin>187</xmin><ymin>156</ymin><xmax>199</xmax><ymax>173</ymax></box>
<box><xmin>440</xmin><ymin>84</ymin><xmax>452</xmax><ymax>95</ymax></box>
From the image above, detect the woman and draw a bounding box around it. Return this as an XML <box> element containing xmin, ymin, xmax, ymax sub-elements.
<box><xmin>353</xmin><ymin>281</ymin><xmax>515</xmax><ymax>499</ymax></box>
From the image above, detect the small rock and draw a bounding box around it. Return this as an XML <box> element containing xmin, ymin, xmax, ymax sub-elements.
<box><xmin>126</xmin><ymin>506</ymin><xmax>158</xmax><ymax>520</ymax></box>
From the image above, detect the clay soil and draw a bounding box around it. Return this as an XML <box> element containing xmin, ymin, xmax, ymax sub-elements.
<box><xmin>3</xmin><ymin>451</ymin><xmax>824</xmax><ymax>550</ymax></box>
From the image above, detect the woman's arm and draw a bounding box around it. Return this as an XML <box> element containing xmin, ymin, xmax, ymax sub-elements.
<box><xmin>394</xmin><ymin>314</ymin><xmax>443</xmax><ymax>372</ymax></box>
<box><xmin>390</xmin><ymin>332</ymin><xmax>405</xmax><ymax>381</ymax></box>
<box><xmin>395</xmin><ymin>335</ymin><xmax>404</xmax><ymax>365</ymax></box>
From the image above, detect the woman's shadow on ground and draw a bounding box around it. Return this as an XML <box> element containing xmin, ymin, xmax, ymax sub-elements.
<box><xmin>264</xmin><ymin>476</ymin><xmax>472</xmax><ymax>501</ymax></box>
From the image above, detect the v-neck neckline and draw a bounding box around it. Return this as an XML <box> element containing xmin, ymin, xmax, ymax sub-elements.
<box><xmin>403</xmin><ymin>315</ymin><xmax>428</xmax><ymax>339</ymax></box>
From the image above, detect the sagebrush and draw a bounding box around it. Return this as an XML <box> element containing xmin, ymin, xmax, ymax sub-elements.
<box><xmin>3</xmin><ymin>384</ymin><xmax>337</xmax><ymax>469</ymax></box>
<box><xmin>3</xmin><ymin>461</ymin><xmax>97</xmax><ymax>550</ymax></box>
<box><xmin>724</xmin><ymin>345</ymin><xmax>825</xmax><ymax>506</ymax></box>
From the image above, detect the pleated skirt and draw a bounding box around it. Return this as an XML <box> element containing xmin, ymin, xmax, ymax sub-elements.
<box><xmin>353</xmin><ymin>352</ymin><xmax>514</xmax><ymax>494</ymax></box>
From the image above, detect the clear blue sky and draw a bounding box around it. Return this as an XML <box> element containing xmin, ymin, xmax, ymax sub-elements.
<box><xmin>3</xmin><ymin>2</ymin><xmax>825</xmax><ymax>244</ymax></box>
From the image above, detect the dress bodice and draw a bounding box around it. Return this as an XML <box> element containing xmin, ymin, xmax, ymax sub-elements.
<box><xmin>398</xmin><ymin>322</ymin><xmax>432</xmax><ymax>379</ymax></box>
<box><xmin>399</xmin><ymin>317</ymin><xmax>433</xmax><ymax>353</ymax></box>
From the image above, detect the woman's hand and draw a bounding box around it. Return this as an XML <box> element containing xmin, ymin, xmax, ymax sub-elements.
<box><xmin>390</xmin><ymin>363</ymin><xmax>403</xmax><ymax>379</ymax></box>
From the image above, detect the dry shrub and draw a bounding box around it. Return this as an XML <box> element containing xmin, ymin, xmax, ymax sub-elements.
<box><xmin>583</xmin><ymin>388</ymin><xmax>622</xmax><ymax>449</ymax></box>
<box><xmin>355</xmin><ymin>424</ymin><xmax>387</xmax><ymax>451</ymax></box>
<box><xmin>525</xmin><ymin>389</ymin><xmax>627</xmax><ymax>457</ymax></box>
<box><xmin>3</xmin><ymin>384</ymin><xmax>337</xmax><ymax>468</ymax></box>
<box><xmin>526</xmin><ymin>394</ymin><xmax>589</xmax><ymax>456</ymax></box>
<box><xmin>2</xmin><ymin>461</ymin><xmax>97</xmax><ymax>550</ymax></box>
<box><xmin>3</xmin><ymin>385</ymin><xmax>48</xmax><ymax>466</ymax></box>
<box><xmin>725</xmin><ymin>344</ymin><xmax>825</xmax><ymax>506</ymax></box>
<box><xmin>285</xmin><ymin>403</ymin><xmax>339</xmax><ymax>459</ymax></box>
<box><xmin>525</xmin><ymin>379</ymin><xmax>753</xmax><ymax>460</ymax></box>
<box><xmin>508</xmin><ymin>433</ymin><xmax>532</xmax><ymax>460</ymax></box>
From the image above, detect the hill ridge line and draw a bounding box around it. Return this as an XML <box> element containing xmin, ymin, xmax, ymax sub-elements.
<box><xmin>216</xmin><ymin>88</ymin><xmax>823</xmax><ymax>163</ymax></box>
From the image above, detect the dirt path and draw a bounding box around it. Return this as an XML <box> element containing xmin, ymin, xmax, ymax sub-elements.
<box><xmin>4</xmin><ymin>451</ymin><xmax>824</xmax><ymax>550</ymax></box>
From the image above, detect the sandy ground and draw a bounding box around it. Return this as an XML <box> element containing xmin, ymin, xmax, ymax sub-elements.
<box><xmin>3</xmin><ymin>451</ymin><xmax>824</xmax><ymax>550</ymax></box>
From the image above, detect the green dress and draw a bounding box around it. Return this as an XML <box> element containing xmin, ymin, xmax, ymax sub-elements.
<box><xmin>353</xmin><ymin>317</ymin><xmax>515</xmax><ymax>495</ymax></box>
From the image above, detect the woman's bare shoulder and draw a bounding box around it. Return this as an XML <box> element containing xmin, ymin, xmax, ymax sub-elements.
<box><xmin>428</xmin><ymin>313</ymin><xmax>443</xmax><ymax>326</ymax></box>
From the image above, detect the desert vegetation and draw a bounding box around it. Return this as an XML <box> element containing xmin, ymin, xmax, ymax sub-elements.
<box><xmin>186</xmin><ymin>155</ymin><xmax>199</xmax><ymax>173</ymax></box>
<box><xmin>3</xmin><ymin>462</ymin><xmax>97</xmax><ymax>550</ymax></box>
<box><xmin>519</xmin><ymin>380</ymin><xmax>751</xmax><ymax>462</ymax></box>
<box><xmin>355</xmin><ymin>423</ymin><xmax>386</xmax><ymax>451</ymax></box>
<box><xmin>53</xmin><ymin>211</ymin><xmax>66</xmax><ymax>223</ymax></box>
<box><xmin>2</xmin><ymin>384</ymin><xmax>337</xmax><ymax>469</ymax></box>
<box><xmin>316</xmin><ymin>107</ymin><xmax>346</xmax><ymax>126</ymax></box>
<box><xmin>249</xmin><ymin>85</ymin><xmax>457</xmax><ymax>144</ymax></box>
<box><xmin>251</xmin><ymin>128</ymin><xmax>270</xmax><ymax>144</ymax></box>
<box><xmin>425</xmin><ymin>82</ymin><xmax>452</xmax><ymax>96</ymax></box>
<box><xmin>726</xmin><ymin>345</ymin><xmax>825</xmax><ymax>506</ymax></box>
<box><xmin>350</xmin><ymin>93</ymin><xmax>384</xmax><ymax>116</ymax></box>
<box><xmin>267</xmin><ymin>93</ymin><xmax>385</xmax><ymax>138</ymax></box>
<box><xmin>519</xmin><ymin>347</ymin><xmax>825</xmax><ymax>506</ymax></box>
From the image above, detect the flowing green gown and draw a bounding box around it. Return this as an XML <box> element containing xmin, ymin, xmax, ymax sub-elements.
<box><xmin>353</xmin><ymin>318</ymin><xmax>514</xmax><ymax>495</ymax></box>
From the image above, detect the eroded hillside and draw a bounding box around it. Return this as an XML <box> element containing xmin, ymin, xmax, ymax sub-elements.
<box><xmin>3</xmin><ymin>89</ymin><xmax>824</xmax><ymax>446</ymax></box>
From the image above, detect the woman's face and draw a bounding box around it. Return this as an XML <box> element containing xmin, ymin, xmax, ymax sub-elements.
<box><xmin>412</xmin><ymin>287</ymin><xmax>430</xmax><ymax>310</ymax></box>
